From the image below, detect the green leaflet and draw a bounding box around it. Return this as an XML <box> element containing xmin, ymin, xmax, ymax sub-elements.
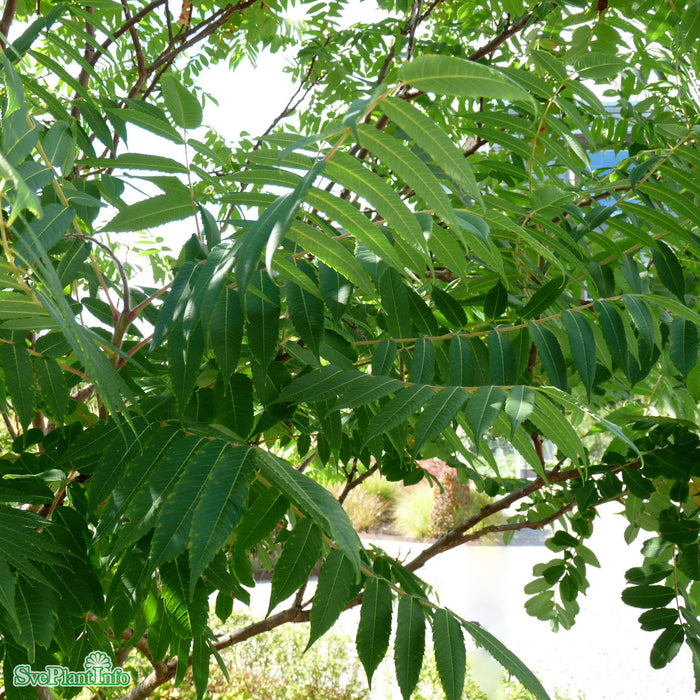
<box><xmin>652</xmin><ymin>241</ymin><xmax>686</xmax><ymax>302</ymax></box>
<box><xmin>363</xmin><ymin>385</ymin><xmax>435</xmax><ymax>446</ymax></box>
<box><xmin>245</xmin><ymin>270</ymin><xmax>281</xmax><ymax>370</ymax></box>
<box><xmin>286</xmin><ymin>260</ymin><xmax>325</xmax><ymax>357</ymax></box>
<box><xmin>257</xmin><ymin>450</ymin><xmax>362</xmax><ymax>576</ymax></box>
<box><xmin>488</xmin><ymin>330</ymin><xmax>515</xmax><ymax>385</ymax></box>
<box><xmin>150</xmin><ymin>261</ymin><xmax>199</xmax><ymax>349</ymax></box>
<box><xmin>484</xmin><ymin>280</ymin><xmax>508</xmax><ymax>319</ymax></box>
<box><xmin>192</xmin><ymin>635</ymin><xmax>210</xmax><ymax>700</ymax></box>
<box><xmin>331</xmin><ymin>372</ymin><xmax>404</xmax><ymax>409</ymax></box>
<box><xmin>379</xmin><ymin>268</ymin><xmax>412</xmax><ymax>340</ymax></box>
<box><xmin>529</xmin><ymin>321</ymin><xmax>568</xmax><ymax>391</ymax></box>
<box><xmin>398</xmin><ymin>55</ymin><xmax>533</xmax><ymax>106</ymax></box>
<box><xmin>380</xmin><ymin>96</ymin><xmax>480</xmax><ymax>202</ymax></box>
<box><xmin>234</xmin><ymin>488</ymin><xmax>289</xmax><ymax>552</ymax></box>
<box><xmin>325</xmin><ymin>153</ymin><xmax>427</xmax><ymax>259</ymax></box>
<box><xmin>669</xmin><ymin>318</ymin><xmax>698</xmax><ymax>377</ymax></box>
<box><xmin>107</xmin><ymin>101</ymin><xmax>183</xmax><ymax>143</ymax></box>
<box><xmin>319</xmin><ymin>262</ymin><xmax>355</xmax><ymax>321</ymax></box>
<box><xmin>161</xmin><ymin>73</ymin><xmax>202</xmax><ymax>129</ymax></box>
<box><xmin>594</xmin><ymin>301</ymin><xmax>629</xmax><ymax>377</ymax></box>
<box><xmin>372</xmin><ymin>339</ymin><xmax>398</xmax><ymax>376</ymax></box>
<box><xmin>466</xmin><ymin>385</ymin><xmax>507</xmax><ymax>449</ymax></box>
<box><xmin>408</xmin><ymin>338</ymin><xmax>435</xmax><ymax>384</ymax></box>
<box><xmin>307</xmin><ymin>550</ymin><xmax>355</xmax><ymax>648</ymax></box>
<box><xmin>522</xmin><ymin>276</ymin><xmax>566</xmax><ymax>319</ymax></box>
<box><xmin>623</xmin><ymin>294</ymin><xmax>660</xmax><ymax>349</ymax></box>
<box><xmin>111</xmin><ymin>436</ymin><xmax>203</xmax><ymax>555</ymax></box>
<box><xmin>0</xmin><ymin>332</ymin><xmax>35</xmax><ymax>428</ymax></box>
<box><xmin>528</xmin><ymin>392</ymin><xmax>588</xmax><ymax>471</ymax></box>
<box><xmin>204</xmin><ymin>287</ymin><xmax>243</xmax><ymax>379</ymax></box>
<box><xmin>356</xmin><ymin>576</ymin><xmax>393</xmax><ymax>686</ymax></box>
<box><xmin>562</xmin><ymin>310</ymin><xmax>596</xmax><ymax>400</ymax></box>
<box><xmin>95</xmin><ymin>426</ymin><xmax>182</xmax><ymax>540</ymax></box>
<box><xmin>650</xmin><ymin>625</ymin><xmax>685</xmax><ymax>669</ymax></box>
<box><xmin>14</xmin><ymin>577</ymin><xmax>55</xmax><ymax>663</ymax></box>
<box><xmin>536</xmin><ymin>386</ymin><xmax>640</xmax><ymax>459</ymax></box>
<box><xmin>504</xmin><ymin>385</ymin><xmax>536</xmax><ymax>439</ymax></box>
<box><xmin>150</xmin><ymin>440</ymin><xmax>238</xmax><ymax>569</ymax></box>
<box><xmin>189</xmin><ymin>445</ymin><xmax>256</xmax><ymax>596</ymax></box>
<box><xmin>291</xmin><ymin>225</ymin><xmax>373</xmax><ymax>298</ymax></box>
<box><xmin>433</xmin><ymin>609</ymin><xmax>466</xmax><ymax>700</ymax></box>
<box><xmin>431</xmin><ymin>286</ymin><xmax>467</xmax><ymax>328</ymax></box>
<box><xmin>394</xmin><ymin>595</ymin><xmax>426</xmax><ymax>700</ymax></box>
<box><xmin>449</xmin><ymin>335</ymin><xmax>490</xmax><ymax>387</ymax></box>
<box><xmin>102</xmin><ymin>192</ymin><xmax>193</xmax><ymax>232</ymax></box>
<box><xmin>160</xmin><ymin>556</ymin><xmax>208</xmax><ymax>638</ymax></box>
<box><xmin>268</xmin><ymin>518</ymin><xmax>323</xmax><ymax>614</ymax></box>
<box><xmin>413</xmin><ymin>386</ymin><xmax>469</xmax><ymax>454</ymax></box>
<box><xmin>81</xmin><ymin>153</ymin><xmax>187</xmax><ymax>174</ymax></box>
<box><xmin>217</xmin><ymin>373</ymin><xmax>254</xmax><ymax>439</ymax></box>
<box><xmin>168</xmin><ymin>319</ymin><xmax>204</xmax><ymax>414</ymax></box>
<box><xmin>459</xmin><ymin>618</ymin><xmax>552</xmax><ymax>700</ymax></box>
<box><xmin>305</xmin><ymin>187</ymin><xmax>406</xmax><ymax>273</ymax></box>
<box><xmin>13</xmin><ymin>204</ymin><xmax>75</xmax><ymax>266</ymax></box>
<box><xmin>358</xmin><ymin>125</ymin><xmax>463</xmax><ymax>233</ymax></box>
<box><xmin>235</xmin><ymin>160</ymin><xmax>325</xmax><ymax>293</ymax></box>
<box><xmin>277</xmin><ymin>366</ymin><xmax>403</xmax><ymax>407</ymax></box>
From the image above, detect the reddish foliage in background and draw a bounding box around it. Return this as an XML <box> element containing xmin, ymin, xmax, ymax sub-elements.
<box><xmin>419</xmin><ymin>458</ymin><xmax>472</xmax><ymax>536</ymax></box>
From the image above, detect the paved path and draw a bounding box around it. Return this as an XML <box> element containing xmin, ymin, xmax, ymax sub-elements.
<box><xmin>249</xmin><ymin>502</ymin><xmax>696</xmax><ymax>699</ymax></box>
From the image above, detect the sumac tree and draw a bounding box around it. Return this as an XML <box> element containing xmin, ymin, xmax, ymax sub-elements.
<box><xmin>0</xmin><ymin>1</ymin><xmax>700</xmax><ymax>699</ymax></box>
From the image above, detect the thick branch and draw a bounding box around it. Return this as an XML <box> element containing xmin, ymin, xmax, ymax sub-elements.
<box><xmin>0</xmin><ymin>0</ymin><xmax>18</xmax><ymax>49</ymax></box>
<box><xmin>118</xmin><ymin>606</ymin><xmax>309</xmax><ymax>700</ymax></box>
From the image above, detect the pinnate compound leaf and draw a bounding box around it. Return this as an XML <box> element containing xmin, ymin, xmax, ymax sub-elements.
<box><xmin>398</xmin><ymin>55</ymin><xmax>533</xmax><ymax>105</ymax></box>
<box><xmin>460</xmin><ymin>619</ymin><xmax>552</xmax><ymax>700</ymax></box>
<box><xmin>414</xmin><ymin>387</ymin><xmax>469</xmax><ymax>454</ymax></box>
<box><xmin>268</xmin><ymin>518</ymin><xmax>322</xmax><ymax>614</ymax></box>
<box><xmin>189</xmin><ymin>445</ymin><xmax>256</xmax><ymax>596</ymax></box>
<box><xmin>394</xmin><ymin>595</ymin><xmax>426</xmax><ymax>700</ymax></box>
<box><xmin>307</xmin><ymin>550</ymin><xmax>355</xmax><ymax>648</ymax></box>
<box><xmin>433</xmin><ymin>609</ymin><xmax>466</xmax><ymax>700</ymax></box>
<box><xmin>363</xmin><ymin>384</ymin><xmax>434</xmax><ymax>447</ymax></box>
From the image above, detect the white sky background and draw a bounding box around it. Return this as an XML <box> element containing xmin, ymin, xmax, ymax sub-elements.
<box><xmin>119</xmin><ymin>0</ymin><xmax>389</xmax><ymax>270</ymax></box>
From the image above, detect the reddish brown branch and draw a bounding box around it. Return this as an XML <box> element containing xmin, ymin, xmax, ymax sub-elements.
<box><xmin>0</xmin><ymin>0</ymin><xmax>18</xmax><ymax>49</ymax></box>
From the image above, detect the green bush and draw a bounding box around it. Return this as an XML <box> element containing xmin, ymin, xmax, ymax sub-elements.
<box><xmin>392</xmin><ymin>485</ymin><xmax>434</xmax><ymax>539</ymax></box>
